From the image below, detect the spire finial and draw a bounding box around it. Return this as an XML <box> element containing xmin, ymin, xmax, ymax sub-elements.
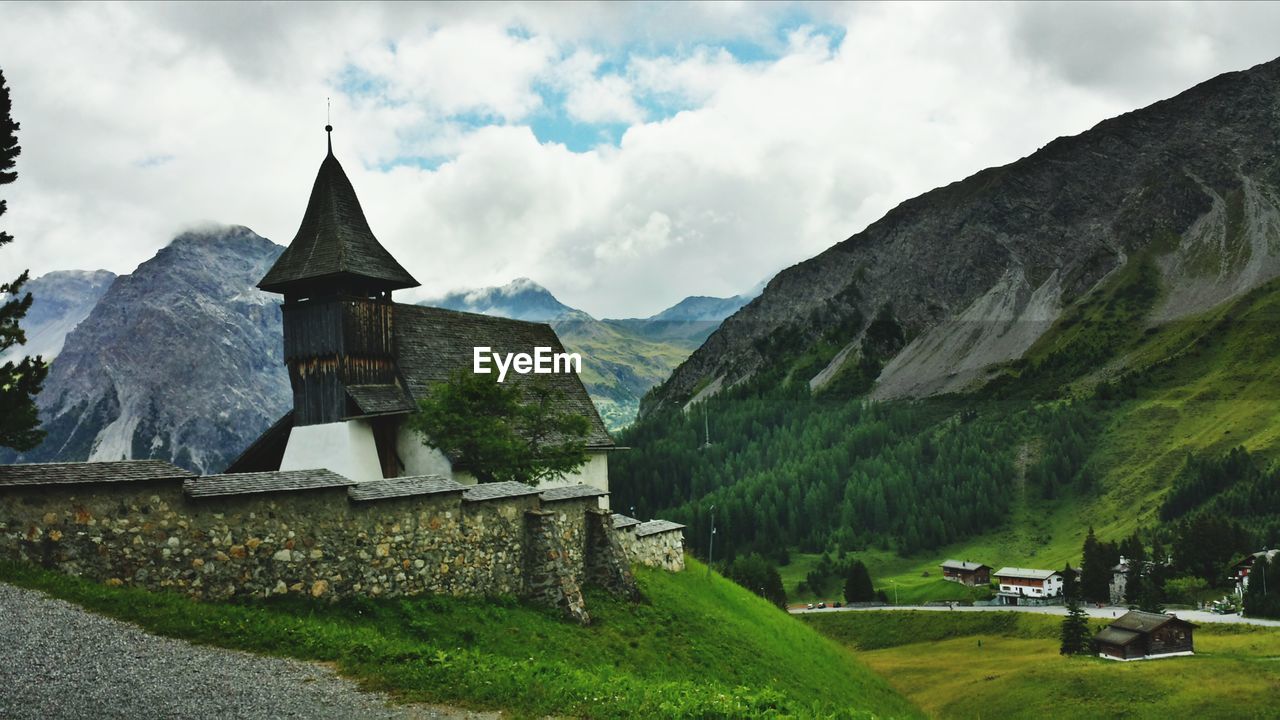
<box><xmin>325</xmin><ymin>97</ymin><xmax>333</xmax><ymax>155</ymax></box>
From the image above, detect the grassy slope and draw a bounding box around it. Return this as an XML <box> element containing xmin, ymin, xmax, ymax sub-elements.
<box><xmin>806</xmin><ymin>611</ymin><xmax>1280</xmax><ymax>719</ymax></box>
<box><xmin>0</xmin><ymin>559</ymin><xmax>918</xmax><ymax>719</ymax></box>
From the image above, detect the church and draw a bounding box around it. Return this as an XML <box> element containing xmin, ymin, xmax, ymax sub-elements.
<box><xmin>227</xmin><ymin>126</ymin><xmax>615</xmax><ymax>500</ymax></box>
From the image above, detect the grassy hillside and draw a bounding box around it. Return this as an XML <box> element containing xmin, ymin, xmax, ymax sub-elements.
<box><xmin>807</xmin><ymin>611</ymin><xmax>1280</xmax><ymax>719</ymax></box>
<box><xmin>0</xmin><ymin>559</ymin><xmax>918</xmax><ymax>719</ymax></box>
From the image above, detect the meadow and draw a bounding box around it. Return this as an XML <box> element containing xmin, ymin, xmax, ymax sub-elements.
<box><xmin>806</xmin><ymin>610</ymin><xmax>1280</xmax><ymax>719</ymax></box>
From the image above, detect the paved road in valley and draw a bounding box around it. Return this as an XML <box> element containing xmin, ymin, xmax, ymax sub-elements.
<box><xmin>789</xmin><ymin>602</ymin><xmax>1280</xmax><ymax>627</ymax></box>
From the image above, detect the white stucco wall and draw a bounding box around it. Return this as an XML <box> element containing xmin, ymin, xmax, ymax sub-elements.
<box><xmin>396</xmin><ymin>423</ymin><xmax>455</xmax><ymax>479</ymax></box>
<box><xmin>280</xmin><ymin>420</ymin><xmax>383</xmax><ymax>483</ymax></box>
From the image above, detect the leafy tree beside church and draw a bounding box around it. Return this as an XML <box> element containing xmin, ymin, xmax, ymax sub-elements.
<box><xmin>409</xmin><ymin>369</ymin><xmax>590</xmax><ymax>486</ymax></box>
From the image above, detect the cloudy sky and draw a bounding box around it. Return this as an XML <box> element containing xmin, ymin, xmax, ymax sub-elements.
<box><xmin>1</xmin><ymin>2</ymin><xmax>1278</xmax><ymax>317</ymax></box>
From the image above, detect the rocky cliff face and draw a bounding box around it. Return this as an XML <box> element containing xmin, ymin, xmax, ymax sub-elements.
<box><xmin>0</xmin><ymin>269</ymin><xmax>115</xmax><ymax>365</ymax></box>
<box><xmin>646</xmin><ymin>58</ymin><xmax>1280</xmax><ymax>412</ymax></box>
<box><xmin>3</xmin><ymin>226</ymin><xmax>288</xmax><ymax>473</ymax></box>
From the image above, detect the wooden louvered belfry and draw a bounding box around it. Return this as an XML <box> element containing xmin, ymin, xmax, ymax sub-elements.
<box><xmin>258</xmin><ymin>126</ymin><xmax>420</xmax><ymax>427</ymax></box>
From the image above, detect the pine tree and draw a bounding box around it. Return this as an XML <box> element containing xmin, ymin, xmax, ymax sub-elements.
<box><xmin>1059</xmin><ymin>596</ymin><xmax>1092</xmax><ymax>655</ymax></box>
<box><xmin>0</xmin><ymin>67</ymin><xmax>47</xmax><ymax>451</ymax></box>
<box><xmin>844</xmin><ymin>560</ymin><xmax>875</xmax><ymax>603</ymax></box>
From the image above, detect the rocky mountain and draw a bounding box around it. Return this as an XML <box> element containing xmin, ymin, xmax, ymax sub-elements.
<box><xmin>424</xmin><ymin>278</ymin><xmax>752</xmax><ymax>429</ymax></box>
<box><xmin>646</xmin><ymin>58</ymin><xmax>1280</xmax><ymax>413</ymax></box>
<box><xmin>0</xmin><ymin>269</ymin><xmax>115</xmax><ymax>365</ymax></box>
<box><xmin>1</xmin><ymin>226</ymin><xmax>289</xmax><ymax>473</ymax></box>
<box><xmin>423</xmin><ymin>277</ymin><xmax>588</xmax><ymax>322</ymax></box>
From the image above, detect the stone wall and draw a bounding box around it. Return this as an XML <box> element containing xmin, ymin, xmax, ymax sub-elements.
<box><xmin>0</xmin><ymin>474</ymin><xmax>663</xmax><ymax>623</ymax></box>
<box><xmin>618</xmin><ymin>523</ymin><xmax>686</xmax><ymax>572</ymax></box>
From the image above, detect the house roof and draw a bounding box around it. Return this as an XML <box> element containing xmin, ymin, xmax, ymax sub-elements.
<box><xmin>346</xmin><ymin>384</ymin><xmax>415</xmax><ymax>417</ymax></box>
<box><xmin>258</xmin><ymin>137</ymin><xmax>419</xmax><ymax>294</ymax></box>
<box><xmin>0</xmin><ymin>460</ymin><xmax>194</xmax><ymax>487</ymax></box>
<box><xmin>994</xmin><ymin>567</ymin><xmax>1059</xmax><ymax>581</ymax></box>
<box><xmin>636</xmin><ymin>519</ymin><xmax>685</xmax><ymax>538</ymax></box>
<box><xmin>1094</xmin><ymin>627</ymin><xmax>1141</xmax><ymax>647</ymax></box>
<box><xmin>184</xmin><ymin>469</ymin><xmax>354</xmax><ymax>498</ymax></box>
<box><xmin>348</xmin><ymin>475</ymin><xmax>465</xmax><ymax>502</ymax></box>
<box><xmin>1109</xmin><ymin>610</ymin><xmax>1195</xmax><ymax>633</ymax></box>
<box><xmin>394</xmin><ymin>303</ymin><xmax>613</xmax><ymax>448</ymax></box>
<box><xmin>941</xmin><ymin>560</ymin><xmax>989</xmax><ymax>571</ymax></box>
<box><xmin>539</xmin><ymin>484</ymin><xmax>608</xmax><ymax>503</ymax></box>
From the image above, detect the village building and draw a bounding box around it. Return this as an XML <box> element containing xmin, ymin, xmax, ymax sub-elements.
<box><xmin>227</xmin><ymin>126</ymin><xmax>616</xmax><ymax>503</ymax></box>
<box><xmin>1110</xmin><ymin>558</ymin><xmax>1130</xmax><ymax>604</ymax></box>
<box><xmin>1094</xmin><ymin>610</ymin><xmax>1196</xmax><ymax>661</ymax></box>
<box><xmin>940</xmin><ymin>560</ymin><xmax>990</xmax><ymax>586</ymax></box>
<box><xmin>993</xmin><ymin>567</ymin><xmax>1063</xmax><ymax>605</ymax></box>
<box><xmin>1230</xmin><ymin>549</ymin><xmax>1278</xmax><ymax>597</ymax></box>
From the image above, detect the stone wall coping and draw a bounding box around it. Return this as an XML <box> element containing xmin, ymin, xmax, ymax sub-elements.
<box><xmin>0</xmin><ymin>460</ymin><xmax>195</xmax><ymax>487</ymax></box>
<box><xmin>347</xmin><ymin>475</ymin><xmax>465</xmax><ymax>502</ymax></box>
<box><xmin>539</xmin><ymin>484</ymin><xmax>608</xmax><ymax>503</ymax></box>
<box><xmin>461</xmin><ymin>481</ymin><xmax>541</xmax><ymax>503</ymax></box>
<box><xmin>635</xmin><ymin>519</ymin><xmax>686</xmax><ymax>538</ymax></box>
<box><xmin>184</xmin><ymin>469</ymin><xmax>355</xmax><ymax>498</ymax></box>
<box><xmin>610</xmin><ymin>513</ymin><xmax>641</xmax><ymax>530</ymax></box>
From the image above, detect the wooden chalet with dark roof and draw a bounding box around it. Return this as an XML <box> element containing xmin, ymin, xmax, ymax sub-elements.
<box><xmin>1094</xmin><ymin>610</ymin><xmax>1196</xmax><ymax>661</ymax></box>
<box><xmin>228</xmin><ymin>126</ymin><xmax>614</xmax><ymax>503</ymax></box>
<box><xmin>940</xmin><ymin>559</ymin><xmax>990</xmax><ymax>586</ymax></box>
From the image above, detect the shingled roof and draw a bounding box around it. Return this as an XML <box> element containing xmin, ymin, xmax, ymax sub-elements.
<box><xmin>184</xmin><ymin>469</ymin><xmax>354</xmax><ymax>498</ymax></box>
<box><xmin>636</xmin><ymin>519</ymin><xmax>685</xmax><ymax>537</ymax></box>
<box><xmin>346</xmin><ymin>384</ymin><xmax>414</xmax><ymax>417</ymax></box>
<box><xmin>348</xmin><ymin>475</ymin><xmax>465</xmax><ymax>502</ymax></box>
<box><xmin>1109</xmin><ymin>610</ymin><xmax>1195</xmax><ymax>633</ymax></box>
<box><xmin>539</xmin><ymin>483</ymin><xmax>608</xmax><ymax>503</ymax></box>
<box><xmin>611</xmin><ymin>513</ymin><xmax>641</xmax><ymax>530</ymax></box>
<box><xmin>0</xmin><ymin>460</ymin><xmax>194</xmax><ymax>487</ymax></box>
<box><xmin>462</xmin><ymin>481</ymin><xmax>542</xmax><ymax>503</ymax></box>
<box><xmin>258</xmin><ymin>136</ymin><xmax>418</xmax><ymax>294</ymax></box>
<box><xmin>394</xmin><ymin>303</ymin><xmax>613</xmax><ymax>448</ymax></box>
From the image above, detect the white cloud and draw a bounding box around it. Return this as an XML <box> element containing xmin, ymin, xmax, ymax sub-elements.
<box><xmin>1</xmin><ymin>2</ymin><xmax>1279</xmax><ymax>318</ymax></box>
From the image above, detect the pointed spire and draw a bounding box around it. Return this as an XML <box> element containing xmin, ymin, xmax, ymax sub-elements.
<box><xmin>257</xmin><ymin>130</ymin><xmax>419</xmax><ymax>295</ymax></box>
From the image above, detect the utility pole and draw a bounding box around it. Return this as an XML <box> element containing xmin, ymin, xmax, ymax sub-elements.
<box><xmin>707</xmin><ymin>504</ymin><xmax>717</xmax><ymax>578</ymax></box>
<box><xmin>701</xmin><ymin>404</ymin><xmax>712</xmax><ymax>450</ymax></box>
<box><xmin>891</xmin><ymin>579</ymin><xmax>898</xmax><ymax>606</ymax></box>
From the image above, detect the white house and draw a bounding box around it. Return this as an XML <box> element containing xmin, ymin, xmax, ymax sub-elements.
<box><xmin>994</xmin><ymin>567</ymin><xmax>1063</xmax><ymax>606</ymax></box>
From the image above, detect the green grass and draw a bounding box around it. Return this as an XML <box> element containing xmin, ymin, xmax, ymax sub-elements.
<box><xmin>778</xmin><ymin>551</ymin><xmax>993</xmax><ymax>606</ymax></box>
<box><xmin>0</xmin><ymin>559</ymin><xmax>919</xmax><ymax>719</ymax></box>
<box><xmin>806</xmin><ymin>611</ymin><xmax>1280</xmax><ymax>719</ymax></box>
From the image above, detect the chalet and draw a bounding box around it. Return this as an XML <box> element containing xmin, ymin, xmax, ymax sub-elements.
<box><xmin>228</xmin><ymin>126</ymin><xmax>615</xmax><ymax>501</ymax></box>
<box><xmin>1094</xmin><ymin>610</ymin><xmax>1196</xmax><ymax>661</ymax></box>
<box><xmin>940</xmin><ymin>560</ymin><xmax>990</xmax><ymax>586</ymax></box>
<box><xmin>993</xmin><ymin>567</ymin><xmax>1062</xmax><ymax>606</ymax></box>
<box><xmin>1230</xmin><ymin>549</ymin><xmax>1278</xmax><ymax>597</ymax></box>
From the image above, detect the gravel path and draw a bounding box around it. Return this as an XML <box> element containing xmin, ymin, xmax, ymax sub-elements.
<box><xmin>790</xmin><ymin>602</ymin><xmax>1280</xmax><ymax>626</ymax></box>
<box><xmin>0</xmin><ymin>582</ymin><xmax>499</xmax><ymax>720</ymax></box>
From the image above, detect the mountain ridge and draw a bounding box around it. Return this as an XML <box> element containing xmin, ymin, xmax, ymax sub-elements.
<box><xmin>645</xmin><ymin>56</ymin><xmax>1280</xmax><ymax>414</ymax></box>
